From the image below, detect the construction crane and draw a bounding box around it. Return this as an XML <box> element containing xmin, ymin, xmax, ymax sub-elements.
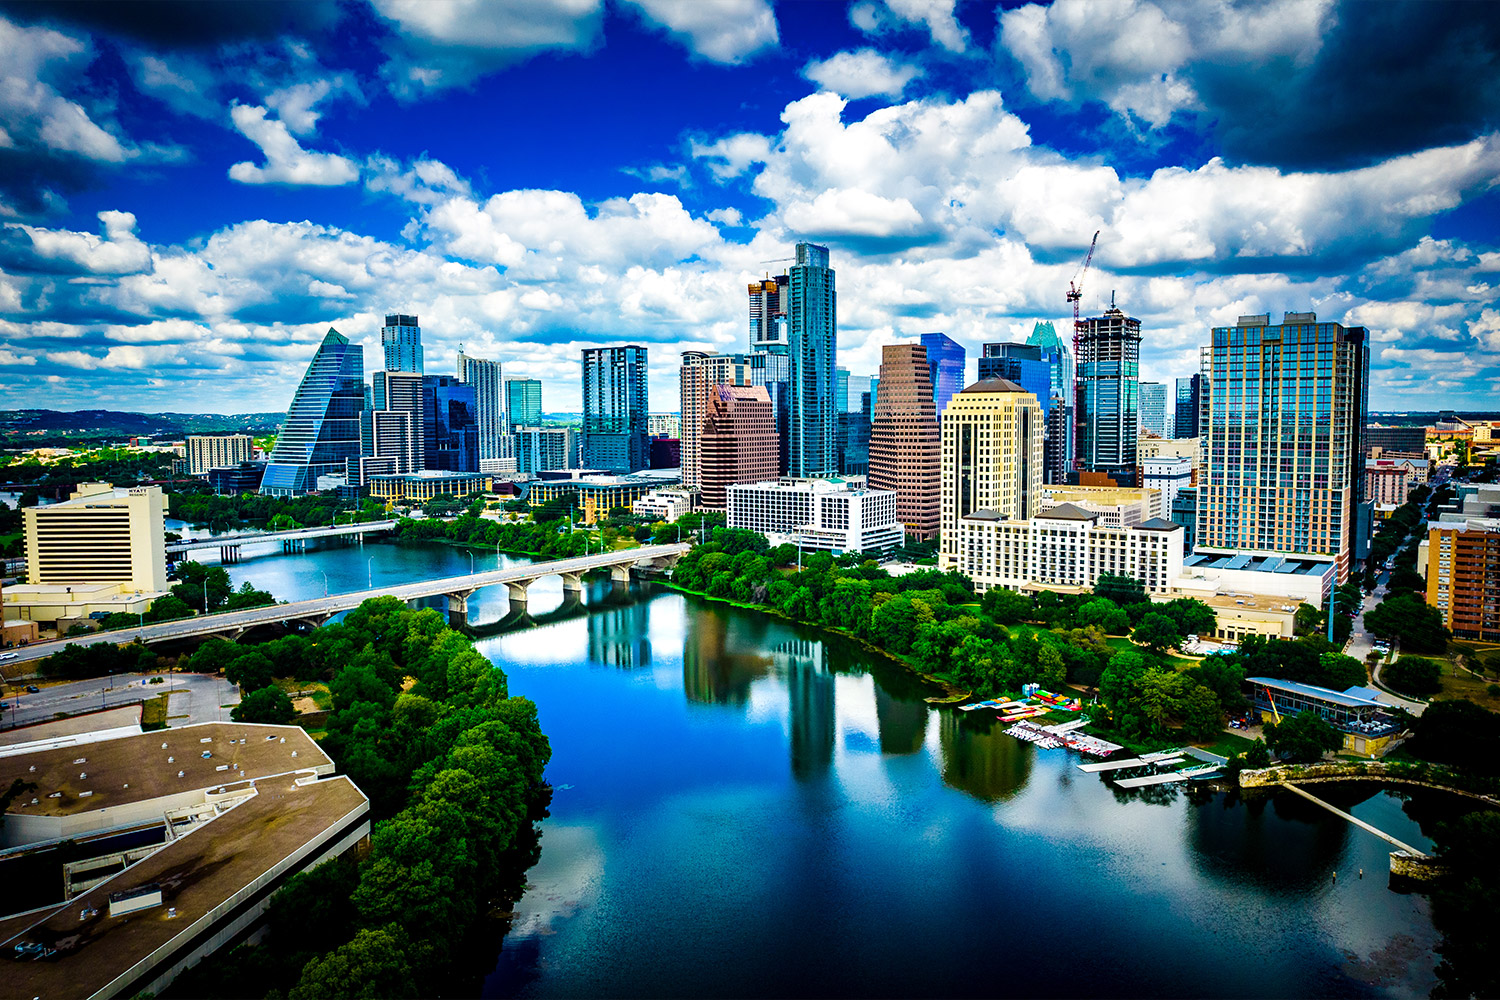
<box><xmin>759</xmin><ymin>257</ymin><xmax>795</xmax><ymax>265</ymax></box>
<box><xmin>1066</xmin><ymin>230</ymin><xmax>1100</xmax><ymax>337</ymax></box>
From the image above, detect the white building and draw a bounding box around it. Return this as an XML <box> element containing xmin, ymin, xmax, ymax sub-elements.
<box><xmin>1141</xmin><ymin>456</ymin><xmax>1193</xmax><ymax>514</ymax></box>
<box><xmin>948</xmin><ymin>502</ymin><xmax>1184</xmax><ymax>595</ymax></box>
<box><xmin>634</xmin><ymin>488</ymin><xmax>694</xmax><ymax>522</ymax></box>
<box><xmin>727</xmin><ymin>477</ymin><xmax>902</xmax><ymax>556</ymax></box>
<box><xmin>1039</xmin><ymin>484</ymin><xmax>1161</xmax><ymax>528</ymax></box>
<box><xmin>1172</xmin><ymin>550</ymin><xmax>1336</xmax><ymax>607</ymax></box>
<box><xmin>185</xmin><ymin>434</ymin><xmax>252</xmax><ymax>476</ymax></box>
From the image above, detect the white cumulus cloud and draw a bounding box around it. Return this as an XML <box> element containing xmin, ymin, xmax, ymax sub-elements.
<box><xmin>227</xmin><ymin>104</ymin><xmax>359</xmax><ymax>186</ymax></box>
<box><xmin>623</xmin><ymin>0</ymin><xmax>778</xmax><ymax>64</ymax></box>
<box><xmin>803</xmin><ymin>49</ymin><xmax>923</xmax><ymax>100</ymax></box>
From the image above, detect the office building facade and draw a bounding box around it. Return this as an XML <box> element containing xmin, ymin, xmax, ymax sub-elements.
<box><xmin>262</xmin><ymin>328</ymin><xmax>366</xmax><ymax>495</ymax></box>
<box><xmin>979</xmin><ymin>344</ymin><xmax>1068</xmax><ymax>484</ymax></box>
<box><xmin>920</xmin><ymin>332</ymin><xmax>965</xmax><ymax>425</ymax></box>
<box><xmin>938</xmin><ymin>378</ymin><xmax>1044</xmax><ymax>571</ymax></box>
<box><xmin>786</xmin><ymin>243</ymin><xmax>837</xmax><ymax>477</ymax></box>
<box><xmin>679</xmin><ymin>350</ymin><xmax>767</xmax><ymax>492</ymax></box>
<box><xmin>1175</xmin><ymin>374</ymin><xmax>1203</xmax><ymax>440</ymax></box>
<box><xmin>515</xmin><ymin>426</ymin><xmax>578</xmax><ymax>473</ymax></box>
<box><xmin>582</xmin><ymin>345</ymin><xmax>649</xmax><ymax>474</ymax></box>
<box><xmin>505</xmin><ymin>378</ymin><xmax>543</xmax><ymax>430</ymax></box>
<box><xmin>22</xmin><ymin>482</ymin><xmax>168</xmax><ymax>593</ymax></box>
<box><xmin>1140</xmin><ymin>381</ymin><xmax>1168</xmax><ymax>438</ymax></box>
<box><xmin>423</xmin><ymin>375</ymin><xmax>479</xmax><ymax>472</ymax></box>
<box><xmin>699</xmin><ymin>385</ymin><xmax>779</xmax><ymax>510</ymax></box>
<box><xmin>727</xmin><ymin>477</ymin><xmax>902</xmax><ymax>557</ymax></box>
<box><xmin>869</xmin><ymin>343</ymin><xmax>941</xmax><ymax>540</ymax></box>
<box><xmin>186</xmin><ymin>435</ymin><xmax>252</xmax><ymax>476</ymax></box>
<box><xmin>1425</xmin><ymin>520</ymin><xmax>1500</xmax><ymax>641</ymax></box>
<box><xmin>1075</xmin><ymin>305</ymin><xmax>1142</xmax><ymax>486</ymax></box>
<box><xmin>1197</xmin><ymin>312</ymin><xmax>1370</xmax><ymax>582</ymax></box>
<box><xmin>381</xmin><ymin>313</ymin><xmax>423</xmax><ymax>374</ymax></box>
<box><xmin>457</xmin><ymin>350</ymin><xmax>513</xmax><ymax>470</ymax></box>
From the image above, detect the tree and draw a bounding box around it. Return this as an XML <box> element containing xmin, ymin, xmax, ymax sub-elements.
<box><xmin>170</xmin><ymin>561</ymin><xmax>233</xmax><ymax>612</ymax></box>
<box><xmin>1099</xmin><ymin>649</ymin><xmax>1147</xmax><ymax>708</ymax></box>
<box><xmin>1243</xmin><ymin>738</ymin><xmax>1272</xmax><ymax>768</ymax></box>
<box><xmin>1365</xmin><ymin>592</ymin><xmax>1451</xmax><ymax>653</ymax></box>
<box><xmin>1430</xmin><ymin>811</ymin><xmax>1500</xmax><ymax>1000</ymax></box>
<box><xmin>1408</xmin><ymin>699</ymin><xmax>1500</xmax><ymax>773</ymax></box>
<box><xmin>869</xmin><ymin>595</ymin><xmax>936</xmax><ymax>656</ymax></box>
<box><xmin>1187</xmin><ymin>658</ymin><xmax>1247</xmax><ymax>715</ymax></box>
<box><xmin>980</xmin><ymin>587</ymin><xmax>1032</xmax><ymax>624</ymax></box>
<box><xmin>1094</xmin><ymin>573</ymin><xmax>1147</xmax><ymax>605</ymax></box>
<box><xmin>1264</xmin><ymin>711</ymin><xmax>1341</xmax><ymax>763</ymax></box>
<box><xmin>1384</xmin><ymin>656</ymin><xmax>1443</xmax><ymax>697</ymax></box>
<box><xmin>1132</xmin><ymin>613</ymin><xmax>1183</xmax><ymax>652</ymax></box>
<box><xmin>1315</xmin><ymin>652</ymin><xmax>1366</xmax><ymax>691</ymax></box>
<box><xmin>1180</xmin><ymin>683</ymin><xmax>1224</xmax><ymax>741</ymax></box>
<box><xmin>1156</xmin><ymin>598</ymin><xmax>1216</xmax><ymax>638</ymax></box>
<box><xmin>224</xmin><ymin>649</ymin><xmax>276</xmax><ymax>691</ymax></box>
<box><xmin>289</xmin><ymin>924</ymin><xmax>418</xmax><ymax>1000</ymax></box>
<box><xmin>232</xmin><ymin>684</ymin><xmax>296</xmax><ymax>724</ymax></box>
<box><xmin>145</xmin><ymin>593</ymin><xmax>195</xmax><ymax>622</ymax></box>
<box><xmin>1036</xmin><ymin>644</ymin><xmax>1066</xmax><ymax>689</ymax></box>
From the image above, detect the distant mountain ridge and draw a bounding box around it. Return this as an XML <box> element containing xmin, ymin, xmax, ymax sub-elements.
<box><xmin>1</xmin><ymin>409</ymin><xmax>283</xmax><ymax>439</ymax></box>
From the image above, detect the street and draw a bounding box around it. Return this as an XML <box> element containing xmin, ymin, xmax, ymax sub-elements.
<box><xmin>0</xmin><ymin>673</ymin><xmax>240</xmax><ymax>731</ymax></box>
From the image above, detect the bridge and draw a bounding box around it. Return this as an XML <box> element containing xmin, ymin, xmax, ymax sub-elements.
<box><xmin>166</xmin><ymin>520</ymin><xmax>400</xmax><ymax>563</ymax></box>
<box><xmin>1</xmin><ymin>543</ymin><xmax>691</xmax><ymax>669</ymax></box>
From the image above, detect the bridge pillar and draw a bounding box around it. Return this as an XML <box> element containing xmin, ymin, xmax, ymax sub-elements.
<box><xmin>560</xmin><ymin>572</ymin><xmax>584</xmax><ymax>595</ymax></box>
<box><xmin>444</xmin><ymin>589</ymin><xmax>478</xmax><ymax>629</ymax></box>
<box><xmin>610</xmin><ymin>564</ymin><xmax>633</xmax><ymax>585</ymax></box>
<box><xmin>505</xmin><ymin>579</ymin><xmax>537</xmax><ymax>613</ymax></box>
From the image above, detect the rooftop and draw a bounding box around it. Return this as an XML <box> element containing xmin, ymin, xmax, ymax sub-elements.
<box><xmin>1247</xmin><ymin>676</ymin><xmax>1385</xmax><ymax>709</ymax></box>
<box><xmin>1184</xmin><ymin>551</ymin><xmax>1336</xmax><ymax>577</ymax></box>
<box><xmin>1036</xmin><ymin>502</ymin><xmax>1098</xmax><ymax>521</ymax></box>
<box><xmin>0</xmin><ymin>722</ymin><xmax>331</xmax><ymax>819</ymax></box>
<box><xmin>0</xmin><ymin>775</ymin><xmax>367</xmax><ymax>999</ymax></box>
<box><xmin>959</xmin><ymin>378</ymin><xmax>1027</xmax><ymax>394</ymax></box>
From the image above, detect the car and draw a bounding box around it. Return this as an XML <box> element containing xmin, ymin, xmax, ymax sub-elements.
<box><xmin>0</xmin><ymin>652</ymin><xmax>17</xmax><ymax>660</ymax></box>
<box><xmin>25</xmin><ymin>685</ymin><xmax>39</xmax><ymax>693</ymax></box>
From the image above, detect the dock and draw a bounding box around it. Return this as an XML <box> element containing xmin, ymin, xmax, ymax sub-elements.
<box><xmin>1078</xmin><ymin>757</ymin><xmax>1147</xmax><ymax>773</ymax></box>
<box><xmin>1281</xmin><ymin>783</ymin><xmax>1427</xmax><ymax>856</ymax></box>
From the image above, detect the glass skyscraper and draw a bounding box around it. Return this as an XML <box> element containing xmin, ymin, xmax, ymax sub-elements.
<box><xmin>787</xmin><ymin>243</ymin><xmax>836</xmax><ymax>477</ymax></box>
<box><xmin>1140</xmin><ymin>381</ymin><xmax>1168</xmax><ymax>437</ymax></box>
<box><xmin>423</xmin><ymin>375</ymin><xmax>480</xmax><ymax>472</ymax></box>
<box><xmin>457</xmin><ymin>349</ymin><xmax>512</xmax><ymax>469</ymax></box>
<box><xmin>261</xmin><ymin>328</ymin><xmax>366</xmax><ymax>495</ymax></box>
<box><xmin>581</xmin><ymin>345</ymin><xmax>649</xmax><ymax>473</ymax></box>
<box><xmin>1075</xmin><ymin>305</ymin><xmax>1142</xmax><ymax>486</ymax></box>
<box><xmin>919</xmin><ymin>332</ymin><xmax>965</xmax><ymax>423</ymax></box>
<box><xmin>1197</xmin><ymin>312</ymin><xmax>1369</xmax><ymax>582</ymax></box>
<box><xmin>1174</xmin><ymin>374</ymin><xmax>1203</xmax><ymax>439</ymax></box>
<box><xmin>381</xmin><ymin>313</ymin><xmax>423</xmax><ymax>374</ymax></box>
<box><xmin>505</xmin><ymin>378</ymin><xmax>542</xmax><ymax>430</ymax></box>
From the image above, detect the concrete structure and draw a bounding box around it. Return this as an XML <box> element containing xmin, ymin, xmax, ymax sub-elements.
<box><xmin>1040</xmin><ymin>484</ymin><xmax>1162</xmax><ymax>527</ymax></box>
<box><xmin>457</xmin><ymin>349</ymin><xmax>513</xmax><ymax>471</ymax></box>
<box><xmin>582</xmin><ymin>345</ymin><xmax>649</xmax><ymax>474</ymax></box>
<box><xmin>947</xmin><ymin>503</ymin><xmax>1183</xmax><ymax>596</ymax></box>
<box><xmin>185</xmin><ymin>435</ymin><xmax>251</xmax><ymax>476</ymax></box>
<box><xmin>1171</xmin><ymin>486</ymin><xmax>1197</xmax><ymax>553</ymax></box>
<box><xmin>515</xmin><ymin>426</ymin><xmax>578</xmax><ymax>473</ymax></box>
<box><xmin>699</xmin><ymin>384</ymin><xmax>778</xmax><ymax>511</ymax></box>
<box><xmin>727</xmin><ymin>477</ymin><xmax>901</xmax><ymax>556</ymax></box>
<box><xmin>1247</xmin><ymin>677</ymin><xmax>1403</xmax><ymax>757</ymax></box>
<box><xmin>648</xmin><ymin>413</ymin><xmax>681</xmax><ymax>438</ymax></box>
<box><xmin>0</xmin><ymin>722</ymin><xmax>369</xmax><ymax>999</ymax></box>
<box><xmin>24</xmin><ymin>483</ymin><xmax>168</xmax><ymax>595</ymax></box>
<box><xmin>1365</xmin><ymin>457</ymin><xmax>1429</xmax><ymax>505</ymax></box>
<box><xmin>679</xmin><ymin>350</ymin><xmax>769</xmax><ymax>493</ymax></box>
<box><xmin>920</xmin><ymin>332</ymin><xmax>965</xmax><ymax>425</ymax></box>
<box><xmin>1075</xmin><ymin>305</ymin><xmax>1142</xmax><ymax>486</ymax></box>
<box><xmin>1153</xmin><ymin>589</ymin><xmax>1302</xmax><ymax>642</ymax></box>
<box><xmin>1138</xmin><ymin>435</ymin><xmax>1200</xmax><ymax>481</ymax></box>
<box><xmin>1197</xmin><ymin>312</ymin><xmax>1370</xmax><ymax>582</ymax></box>
<box><xmin>633</xmin><ymin>488</ymin><xmax>694</xmax><ymax>522</ymax></box>
<box><xmin>2</xmin><ymin>582</ymin><xmax>165</xmax><ymax>630</ymax></box>
<box><xmin>369</xmin><ymin>470</ymin><xmax>490</xmax><ymax>502</ymax></box>
<box><xmin>1140</xmin><ymin>381</ymin><xmax>1168</xmax><ymax>438</ymax></box>
<box><xmin>1425</xmin><ymin>518</ymin><xmax>1500</xmax><ymax>641</ymax></box>
<box><xmin>1141</xmin><ymin>455</ymin><xmax>1193</xmax><ymax>513</ymax></box>
<box><xmin>869</xmin><ymin>343</ymin><xmax>941</xmax><ymax>540</ymax></box>
<box><xmin>357</xmin><ymin>369</ymin><xmax>425</xmax><ymax>485</ymax></box>
<box><xmin>261</xmin><ymin>329</ymin><xmax>366</xmax><ymax>496</ymax></box>
<box><xmin>939</xmin><ymin>379</ymin><xmax>1044</xmax><ymax>570</ymax></box>
<box><xmin>1174</xmin><ymin>550</ymin><xmax>1336</xmax><ymax>607</ymax></box>
<box><xmin>205</xmin><ymin>461</ymin><xmax>266</xmax><ymax>495</ymax></box>
<box><xmin>529</xmin><ymin>469</ymin><xmax>681</xmax><ymax>525</ymax></box>
<box><xmin>381</xmin><ymin>312</ymin><xmax>423</xmax><ymax>373</ymax></box>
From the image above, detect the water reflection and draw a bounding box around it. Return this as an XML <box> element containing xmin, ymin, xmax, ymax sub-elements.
<box><xmin>681</xmin><ymin>609</ymin><xmax>772</xmax><ymax>706</ymax></box>
<box><xmin>938</xmin><ymin>712</ymin><xmax>1032</xmax><ymax>803</ymax></box>
<box><xmin>777</xmin><ymin>639</ymin><xmax>834</xmax><ymax>780</ymax></box>
<box><xmin>874</xmin><ymin>686</ymin><xmax>928</xmax><ymax>756</ymax></box>
<box><xmin>587</xmin><ymin>600</ymin><xmax>652</xmax><ymax>670</ymax></box>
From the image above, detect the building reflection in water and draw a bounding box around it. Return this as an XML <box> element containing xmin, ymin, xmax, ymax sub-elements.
<box><xmin>682</xmin><ymin>609</ymin><xmax>773</xmax><ymax>706</ymax></box>
<box><xmin>777</xmin><ymin>638</ymin><xmax>834</xmax><ymax>780</ymax></box>
<box><xmin>938</xmin><ymin>712</ymin><xmax>1032</xmax><ymax>803</ymax></box>
<box><xmin>874</xmin><ymin>686</ymin><xmax>929</xmax><ymax>755</ymax></box>
<box><xmin>587</xmin><ymin>600</ymin><xmax>652</xmax><ymax>669</ymax></box>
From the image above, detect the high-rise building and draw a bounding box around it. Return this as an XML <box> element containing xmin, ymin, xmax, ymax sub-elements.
<box><xmin>582</xmin><ymin>345</ymin><xmax>649</xmax><ymax>474</ymax></box>
<box><xmin>938</xmin><ymin>378</ymin><xmax>1044</xmax><ymax>571</ymax></box>
<box><xmin>979</xmin><ymin>343</ymin><xmax>1070</xmax><ymax>484</ymax></box>
<box><xmin>1028</xmin><ymin>320</ymin><xmax>1074</xmax><ymax>477</ymax></box>
<box><xmin>262</xmin><ymin>329</ymin><xmax>366</xmax><ymax>496</ymax></box>
<box><xmin>1174</xmin><ymin>374</ymin><xmax>1203</xmax><ymax>440</ymax></box>
<box><xmin>835</xmin><ymin>368</ymin><xmax>850</xmax><ymax>414</ymax></box>
<box><xmin>648</xmin><ymin>413</ymin><xmax>681</xmax><ymax>439</ymax></box>
<box><xmin>846</xmin><ymin>375</ymin><xmax>873</xmax><ymax>413</ymax></box>
<box><xmin>787</xmin><ymin>243</ymin><xmax>837</xmax><ymax>477</ymax></box>
<box><xmin>920</xmin><ymin>333</ymin><xmax>965</xmax><ymax>425</ymax></box>
<box><xmin>22</xmin><ymin>482</ymin><xmax>168</xmax><ymax>593</ymax></box>
<box><xmin>515</xmin><ymin>426</ymin><xmax>578</xmax><ymax>473</ymax></box>
<box><xmin>1028</xmin><ymin>321</ymin><xmax>1073</xmax><ymax>399</ymax></box>
<box><xmin>381</xmin><ymin>313</ymin><xmax>423</xmax><ymax>374</ymax></box>
<box><xmin>869</xmin><ymin>343</ymin><xmax>941</xmax><ymax>540</ymax></box>
<box><xmin>699</xmin><ymin>385</ymin><xmax>779</xmax><ymax>511</ymax></box>
<box><xmin>1075</xmin><ymin>304</ymin><xmax>1142</xmax><ymax>486</ymax></box>
<box><xmin>423</xmin><ymin>375</ymin><xmax>479</xmax><ymax>472</ymax></box>
<box><xmin>457</xmin><ymin>349</ymin><xmax>513</xmax><ymax>471</ymax></box>
<box><xmin>680</xmin><ymin>351</ymin><xmax>767</xmax><ymax>493</ymax></box>
<box><xmin>185</xmin><ymin>435</ymin><xmax>251</xmax><ymax>476</ymax></box>
<box><xmin>1425</xmin><ymin>519</ymin><xmax>1500</xmax><ymax>641</ymax></box>
<box><xmin>1198</xmin><ymin>311</ymin><xmax>1370</xmax><ymax>582</ymax></box>
<box><xmin>1140</xmin><ymin>382</ymin><xmax>1167</xmax><ymax>438</ymax></box>
<box><xmin>748</xmin><ymin>273</ymin><xmax>789</xmax><ymax>353</ymax></box>
<box><xmin>505</xmin><ymin>378</ymin><xmax>543</xmax><ymax>430</ymax></box>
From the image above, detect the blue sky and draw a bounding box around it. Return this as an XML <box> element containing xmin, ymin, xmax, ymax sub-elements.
<box><xmin>1</xmin><ymin>0</ymin><xmax>1498</xmax><ymax>415</ymax></box>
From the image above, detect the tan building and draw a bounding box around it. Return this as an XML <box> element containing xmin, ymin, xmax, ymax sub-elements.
<box><xmin>1364</xmin><ymin>457</ymin><xmax>1428</xmax><ymax>506</ymax></box>
<box><xmin>528</xmin><ymin>470</ymin><xmax>682</xmax><ymax>525</ymax></box>
<box><xmin>1152</xmin><ymin>589</ymin><xmax>1302</xmax><ymax>642</ymax></box>
<box><xmin>368</xmin><ymin>470</ymin><xmax>492</xmax><ymax>502</ymax></box>
<box><xmin>679</xmin><ymin>351</ymin><xmax>768</xmax><ymax>493</ymax></box>
<box><xmin>870</xmin><ymin>343</ymin><xmax>941</xmax><ymax>540</ymax></box>
<box><xmin>185</xmin><ymin>434</ymin><xmax>252</xmax><ymax>476</ymax></box>
<box><xmin>939</xmin><ymin>379</ymin><xmax>1044</xmax><ymax>571</ymax></box>
<box><xmin>699</xmin><ymin>384</ymin><xmax>778</xmax><ymax>510</ymax></box>
<box><xmin>23</xmin><ymin>483</ymin><xmax>168</xmax><ymax>595</ymax></box>
<box><xmin>1138</xmin><ymin>434</ymin><xmax>1200</xmax><ymax>483</ymax></box>
<box><xmin>1040</xmin><ymin>484</ymin><xmax>1162</xmax><ymax>527</ymax></box>
<box><xmin>1425</xmin><ymin>519</ymin><xmax>1500</xmax><ymax>641</ymax></box>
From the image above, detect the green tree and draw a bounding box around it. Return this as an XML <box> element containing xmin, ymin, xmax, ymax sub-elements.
<box><xmin>1155</xmin><ymin>598</ymin><xmax>1216</xmax><ymax>638</ymax></box>
<box><xmin>232</xmin><ymin>684</ymin><xmax>296</xmax><ymax>724</ymax></box>
<box><xmin>869</xmin><ymin>595</ymin><xmax>936</xmax><ymax>655</ymax></box>
<box><xmin>1429</xmin><ymin>812</ymin><xmax>1500</xmax><ymax>999</ymax></box>
<box><xmin>1036</xmin><ymin>644</ymin><xmax>1067</xmax><ymax>689</ymax></box>
<box><xmin>224</xmin><ymin>649</ymin><xmax>276</xmax><ymax>691</ymax></box>
<box><xmin>1384</xmin><ymin>656</ymin><xmax>1443</xmax><ymax>696</ymax></box>
<box><xmin>1264</xmin><ymin>711</ymin><xmax>1341</xmax><ymax>763</ymax></box>
<box><xmin>1132</xmin><ymin>613</ymin><xmax>1183</xmax><ymax>652</ymax></box>
<box><xmin>145</xmin><ymin>593</ymin><xmax>195</xmax><ymax>622</ymax></box>
<box><xmin>1243</xmin><ymin>738</ymin><xmax>1272</xmax><ymax>768</ymax></box>
<box><xmin>1365</xmin><ymin>591</ymin><xmax>1451</xmax><ymax>653</ymax></box>
<box><xmin>171</xmin><ymin>561</ymin><xmax>233</xmax><ymax>612</ymax></box>
<box><xmin>980</xmin><ymin>587</ymin><xmax>1032</xmax><ymax>624</ymax></box>
<box><xmin>1180</xmin><ymin>683</ymin><xmax>1224</xmax><ymax>741</ymax></box>
<box><xmin>1094</xmin><ymin>573</ymin><xmax>1147</xmax><ymax>605</ymax></box>
<box><xmin>1409</xmin><ymin>699</ymin><xmax>1500</xmax><ymax>773</ymax></box>
<box><xmin>289</xmin><ymin>924</ymin><xmax>418</xmax><ymax>1000</ymax></box>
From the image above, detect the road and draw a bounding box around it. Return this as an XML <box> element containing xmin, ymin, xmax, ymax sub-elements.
<box><xmin>0</xmin><ymin>543</ymin><xmax>691</xmax><ymax>671</ymax></box>
<box><xmin>0</xmin><ymin>673</ymin><xmax>239</xmax><ymax>730</ymax></box>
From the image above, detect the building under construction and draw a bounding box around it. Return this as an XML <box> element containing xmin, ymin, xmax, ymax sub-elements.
<box><xmin>1074</xmin><ymin>304</ymin><xmax>1143</xmax><ymax>487</ymax></box>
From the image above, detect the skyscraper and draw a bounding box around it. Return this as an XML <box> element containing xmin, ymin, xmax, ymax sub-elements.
<box><xmin>423</xmin><ymin>375</ymin><xmax>479</xmax><ymax>472</ymax></box>
<box><xmin>920</xmin><ymin>332</ymin><xmax>965</xmax><ymax>424</ymax></box>
<box><xmin>356</xmin><ymin>369</ymin><xmax>424</xmax><ymax>483</ymax></box>
<box><xmin>835</xmin><ymin>367</ymin><xmax>850</xmax><ymax>414</ymax></box>
<box><xmin>1075</xmin><ymin>304</ymin><xmax>1142</xmax><ymax>486</ymax></box>
<box><xmin>1174</xmin><ymin>374</ymin><xmax>1202</xmax><ymax>439</ymax></box>
<box><xmin>1028</xmin><ymin>320</ymin><xmax>1074</xmax><ymax>477</ymax></box>
<box><xmin>582</xmin><ymin>345</ymin><xmax>649</xmax><ymax>473</ymax></box>
<box><xmin>787</xmin><ymin>243</ymin><xmax>837</xmax><ymax>477</ymax></box>
<box><xmin>979</xmin><ymin>343</ymin><xmax>1069</xmax><ymax>484</ymax></box>
<box><xmin>505</xmin><ymin>378</ymin><xmax>542</xmax><ymax>430</ymax></box>
<box><xmin>1198</xmin><ymin>311</ymin><xmax>1370</xmax><ymax>582</ymax></box>
<box><xmin>1027</xmin><ymin>320</ymin><xmax>1074</xmax><ymax>400</ymax></box>
<box><xmin>938</xmin><ymin>378</ymin><xmax>1044</xmax><ymax>569</ymax></box>
<box><xmin>869</xmin><ymin>343</ymin><xmax>941</xmax><ymax>541</ymax></box>
<box><xmin>699</xmin><ymin>385</ymin><xmax>779</xmax><ymax>510</ymax></box>
<box><xmin>381</xmin><ymin>314</ymin><xmax>423</xmax><ymax>374</ymax></box>
<box><xmin>1139</xmin><ymin>381</ymin><xmax>1167</xmax><ymax>437</ymax></box>
<box><xmin>457</xmin><ymin>349</ymin><xmax>513</xmax><ymax>471</ymax></box>
<box><xmin>680</xmin><ymin>351</ymin><xmax>767</xmax><ymax>493</ymax></box>
<box><xmin>748</xmin><ymin>273</ymin><xmax>789</xmax><ymax>352</ymax></box>
<box><xmin>261</xmin><ymin>328</ymin><xmax>366</xmax><ymax>495</ymax></box>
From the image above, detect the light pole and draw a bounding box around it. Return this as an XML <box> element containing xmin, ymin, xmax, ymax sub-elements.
<box><xmin>367</xmin><ymin>555</ymin><xmax>374</xmax><ymax>590</ymax></box>
<box><xmin>468</xmin><ymin>551</ymin><xmax>475</xmax><ymax>576</ymax></box>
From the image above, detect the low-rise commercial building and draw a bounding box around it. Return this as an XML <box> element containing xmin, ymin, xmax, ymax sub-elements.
<box><xmin>205</xmin><ymin>461</ymin><xmax>267</xmax><ymax>494</ymax></box>
<box><xmin>634</xmin><ymin>488</ymin><xmax>694</xmax><ymax>522</ymax></box>
<box><xmin>369</xmin><ymin>470</ymin><xmax>492</xmax><ymax>502</ymax></box>
<box><xmin>528</xmin><ymin>469</ymin><xmax>682</xmax><ymax>525</ymax></box>
<box><xmin>1246</xmin><ymin>677</ymin><xmax>1403</xmax><ymax>757</ymax></box>
<box><xmin>1174</xmin><ymin>550</ymin><xmax>1336</xmax><ymax>608</ymax></box>
<box><xmin>1040</xmin><ymin>484</ymin><xmax>1162</xmax><ymax>527</ymax></box>
<box><xmin>947</xmin><ymin>503</ymin><xmax>1183</xmax><ymax>596</ymax></box>
<box><xmin>1153</xmin><ymin>589</ymin><xmax>1303</xmax><ymax>642</ymax></box>
<box><xmin>727</xmin><ymin>477</ymin><xmax>902</xmax><ymax>557</ymax></box>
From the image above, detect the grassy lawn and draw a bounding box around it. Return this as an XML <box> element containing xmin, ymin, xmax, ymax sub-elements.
<box><xmin>276</xmin><ymin>678</ymin><xmax>333</xmax><ymax>710</ymax></box>
<box><xmin>1196</xmin><ymin>731</ymin><xmax>1257</xmax><ymax>759</ymax></box>
<box><xmin>1430</xmin><ymin>658</ymin><xmax>1500</xmax><ymax>711</ymax></box>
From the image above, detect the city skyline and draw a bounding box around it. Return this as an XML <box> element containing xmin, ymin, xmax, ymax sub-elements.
<box><xmin>0</xmin><ymin>2</ymin><xmax>1496</xmax><ymax>415</ymax></box>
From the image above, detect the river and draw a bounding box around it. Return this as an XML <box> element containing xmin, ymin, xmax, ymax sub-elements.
<box><xmin>213</xmin><ymin>535</ymin><xmax>1454</xmax><ymax>998</ymax></box>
